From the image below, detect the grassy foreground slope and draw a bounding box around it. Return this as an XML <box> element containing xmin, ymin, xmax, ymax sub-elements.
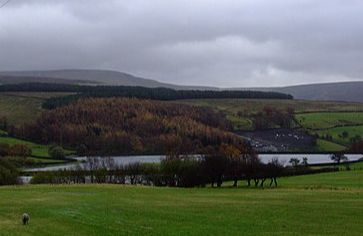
<box><xmin>1</xmin><ymin>170</ymin><xmax>362</xmax><ymax>236</ymax></box>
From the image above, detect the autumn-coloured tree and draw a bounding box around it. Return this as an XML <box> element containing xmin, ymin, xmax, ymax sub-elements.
<box><xmin>253</xmin><ymin>106</ymin><xmax>295</xmax><ymax>130</ymax></box>
<box><xmin>15</xmin><ymin>98</ymin><xmax>245</xmax><ymax>155</ymax></box>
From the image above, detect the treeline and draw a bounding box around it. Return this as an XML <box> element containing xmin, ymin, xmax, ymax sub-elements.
<box><xmin>253</xmin><ymin>106</ymin><xmax>295</xmax><ymax>130</ymax></box>
<box><xmin>12</xmin><ymin>98</ymin><xmax>246</xmax><ymax>155</ymax></box>
<box><xmin>30</xmin><ymin>144</ymin><xmax>339</xmax><ymax>188</ymax></box>
<box><xmin>0</xmin><ymin>117</ymin><xmax>8</xmax><ymax>131</ymax></box>
<box><xmin>32</xmin><ymin>144</ymin><xmax>284</xmax><ymax>188</ymax></box>
<box><xmin>0</xmin><ymin>83</ymin><xmax>293</xmax><ymax>109</ymax></box>
<box><xmin>0</xmin><ymin>143</ymin><xmax>32</xmax><ymax>157</ymax></box>
<box><xmin>350</xmin><ymin>140</ymin><xmax>363</xmax><ymax>153</ymax></box>
<box><xmin>0</xmin><ymin>158</ymin><xmax>20</xmax><ymax>185</ymax></box>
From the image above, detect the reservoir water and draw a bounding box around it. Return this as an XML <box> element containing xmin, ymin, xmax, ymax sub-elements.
<box><xmin>25</xmin><ymin>154</ymin><xmax>363</xmax><ymax>172</ymax></box>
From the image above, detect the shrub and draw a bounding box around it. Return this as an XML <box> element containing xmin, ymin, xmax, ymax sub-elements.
<box><xmin>0</xmin><ymin>159</ymin><xmax>19</xmax><ymax>185</ymax></box>
<box><xmin>48</xmin><ymin>145</ymin><xmax>66</xmax><ymax>159</ymax></box>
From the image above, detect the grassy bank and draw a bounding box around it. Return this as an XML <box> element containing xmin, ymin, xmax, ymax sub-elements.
<box><xmin>0</xmin><ymin>136</ymin><xmax>51</xmax><ymax>158</ymax></box>
<box><xmin>0</xmin><ymin>136</ymin><xmax>73</xmax><ymax>159</ymax></box>
<box><xmin>0</xmin><ymin>170</ymin><xmax>362</xmax><ymax>235</ymax></box>
<box><xmin>315</xmin><ymin>139</ymin><xmax>346</xmax><ymax>152</ymax></box>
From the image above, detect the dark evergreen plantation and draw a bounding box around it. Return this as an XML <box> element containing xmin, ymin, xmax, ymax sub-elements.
<box><xmin>0</xmin><ymin>83</ymin><xmax>293</xmax><ymax>109</ymax></box>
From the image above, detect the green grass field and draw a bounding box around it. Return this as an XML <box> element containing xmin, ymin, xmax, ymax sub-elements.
<box><xmin>314</xmin><ymin>139</ymin><xmax>346</xmax><ymax>152</ymax></box>
<box><xmin>0</xmin><ymin>92</ymin><xmax>72</xmax><ymax>125</ymax></box>
<box><xmin>315</xmin><ymin>125</ymin><xmax>363</xmax><ymax>146</ymax></box>
<box><xmin>0</xmin><ymin>170</ymin><xmax>362</xmax><ymax>235</ymax></box>
<box><xmin>280</xmin><ymin>169</ymin><xmax>363</xmax><ymax>189</ymax></box>
<box><xmin>296</xmin><ymin>112</ymin><xmax>363</xmax><ymax>130</ymax></box>
<box><xmin>311</xmin><ymin>160</ymin><xmax>363</xmax><ymax>171</ymax></box>
<box><xmin>295</xmin><ymin>112</ymin><xmax>363</xmax><ymax>149</ymax></box>
<box><xmin>0</xmin><ymin>136</ymin><xmax>51</xmax><ymax>158</ymax></box>
<box><xmin>0</xmin><ymin>136</ymin><xmax>73</xmax><ymax>158</ymax></box>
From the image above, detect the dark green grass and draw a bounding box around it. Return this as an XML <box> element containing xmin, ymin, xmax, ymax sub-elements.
<box><xmin>0</xmin><ymin>170</ymin><xmax>362</xmax><ymax>235</ymax></box>
<box><xmin>26</xmin><ymin>157</ymin><xmax>68</xmax><ymax>165</ymax></box>
<box><xmin>280</xmin><ymin>169</ymin><xmax>363</xmax><ymax>189</ymax></box>
<box><xmin>311</xmin><ymin>160</ymin><xmax>363</xmax><ymax>172</ymax></box>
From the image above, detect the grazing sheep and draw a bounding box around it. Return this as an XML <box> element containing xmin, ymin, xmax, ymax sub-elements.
<box><xmin>22</xmin><ymin>213</ymin><xmax>30</xmax><ymax>225</ymax></box>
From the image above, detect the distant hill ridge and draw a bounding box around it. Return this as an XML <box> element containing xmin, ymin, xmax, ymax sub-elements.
<box><xmin>272</xmin><ymin>81</ymin><xmax>363</xmax><ymax>103</ymax></box>
<box><xmin>0</xmin><ymin>69</ymin><xmax>216</xmax><ymax>90</ymax></box>
<box><xmin>1</xmin><ymin>69</ymin><xmax>363</xmax><ymax>102</ymax></box>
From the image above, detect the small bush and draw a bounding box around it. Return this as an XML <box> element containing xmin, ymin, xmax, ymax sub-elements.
<box><xmin>0</xmin><ymin>159</ymin><xmax>19</xmax><ymax>185</ymax></box>
<box><xmin>48</xmin><ymin>145</ymin><xmax>66</xmax><ymax>159</ymax></box>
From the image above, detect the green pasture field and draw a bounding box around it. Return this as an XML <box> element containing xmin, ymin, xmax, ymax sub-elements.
<box><xmin>296</xmin><ymin>112</ymin><xmax>363</xmax><ymax>130</ymax></box>
<box><xmin>0</xmin><ymin>170</ymin><xmax>362</xmax><ymax>235</ymax></box>
<box><xmin>310</xmin><ymin>160</ymin><xmax>363</xmax><ymax>171</ymax></box>
<box><xmin>175</xmin><ymin>99</ymin><xmax>363</xmax><ymax>151</ymax></box>
<box><xmin>175</xmin><ymin>99</ymin><xmax>363</xmax><ymax>130</ymax></box>
<box><xmin>315</xmin><ymin>125</ymin><xmax>363</xmax><ymax>146</ymax></box>
<box><xmin>0</xmin><ymin>92</ymin><xmax>72</xmax><ymax>125</ymax></box>
<box><xmin>314</xmin><ymin>139</ymin><xmax>346</xmax><ymax>152</ymax></box>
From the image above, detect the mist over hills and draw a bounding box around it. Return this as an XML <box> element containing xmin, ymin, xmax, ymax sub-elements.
<box><xmin>1</xmin><ymin>69</ymin><xmax>362</xmax><ymax>103</ymax></box>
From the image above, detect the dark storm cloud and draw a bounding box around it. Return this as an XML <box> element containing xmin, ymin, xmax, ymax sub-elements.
<box><xmin>1</xmin><ymin>0</ymin><xmax>363</xmax><ymax>87</ymax></box>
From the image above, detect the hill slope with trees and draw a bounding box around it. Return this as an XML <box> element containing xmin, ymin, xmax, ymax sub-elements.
<box><xmin>13</xmin><ymin>98</ymin><xmax>247</xmax><ymax>155</ymax></box>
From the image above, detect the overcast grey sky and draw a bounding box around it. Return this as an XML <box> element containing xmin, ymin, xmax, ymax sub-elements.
<box><xmin>1</xmin><ymin>0</ymin><xmax>363</xmax><ymax>87</ymax></box>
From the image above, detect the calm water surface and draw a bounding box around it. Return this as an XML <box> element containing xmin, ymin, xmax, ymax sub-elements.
<box><xmin>25</xmin><ymin>154</ymin><xmax>363</xmax><ymax>172</ymax></box>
